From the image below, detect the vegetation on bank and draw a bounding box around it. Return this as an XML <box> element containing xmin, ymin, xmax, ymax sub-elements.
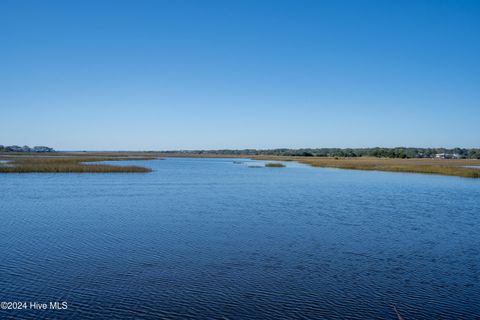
<box><xmin>162</xmin><ymin>147</ymin><xmax>480</xmax><ymax>159</ymax></box>
<box><xmin>156</xmin><ymin>152</ymin><xmax>479</xmax><ymax>178</ymax></box>
<box><xmin>253</xmin><ymin>156</ymin><xmax>480</xmax><ymax>178</ymax></box>
<box><xmin>1</xmin><ymin>151</ymin><xmax>479</xmax><ymax>178</ymax></box>
<box><xmin>0</xmin><ymin>156</ymin><xmax>153</xmax><ymax>173</ymax></box>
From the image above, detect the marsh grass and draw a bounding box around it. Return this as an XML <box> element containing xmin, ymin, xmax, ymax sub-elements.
<box><xmin>2</xmin><ymin>152</ymin><xmax>479</xmax><ymax>177</ymax></box>
<box><xmin>265</xmin><ymin>162</ymin><xmax>285</xmax><ymax>168</ymax></box>
<box><xmin>0</xmin><ymin>156</ymin><xmax>154</xmax><ymax>173</ymax></box>
<box><xmin>253</xmin><ymin>156</ymin><xmax>480</xmax><ymax>178</ymax></box>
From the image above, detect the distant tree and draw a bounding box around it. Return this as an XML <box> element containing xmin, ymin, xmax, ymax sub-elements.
<box><xmin>164</xmin><ymin>147</ymin><xmax>480</xmax><ymax>159</ymax></box>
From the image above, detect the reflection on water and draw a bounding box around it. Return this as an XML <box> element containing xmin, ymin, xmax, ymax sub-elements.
<box><xmin>1</xmin><ymin>158</ymin><xmax>479</xmax><ymax>319</ymax></box>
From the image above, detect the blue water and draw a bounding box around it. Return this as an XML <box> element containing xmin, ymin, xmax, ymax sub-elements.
<box><xmin>1</xmin><ymin>158</ymin><xmax>479</xmax><ymax>319</ymax></box>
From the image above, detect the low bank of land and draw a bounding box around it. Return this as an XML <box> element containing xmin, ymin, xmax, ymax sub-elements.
<box><xmin>252</xmin><ymin>156</ymin><xmax>480</xmax><ymax>178</ymax></box>
<box><xmin>0</xmin><ymin>154</ymin><xmax>154</xmax><ymax>173</ymax></box>
<box><xmin>1</xmin><ymin>152</ymin><xmax>479</xmax><ymax>178</ymax></box>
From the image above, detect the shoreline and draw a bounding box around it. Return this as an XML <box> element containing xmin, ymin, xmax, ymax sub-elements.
<box><xmin>1</xmin><ymin>152</ymin><xmax>480</xmax><ymax>178</ymax></box>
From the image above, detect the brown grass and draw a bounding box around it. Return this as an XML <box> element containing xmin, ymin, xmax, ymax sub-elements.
<box><xmin>2</xmin><ymin>152</ymin><xmax>479</xmax><ymax>177</ymax></box>
<box><xmin>152</xmin><ymin>153</ymin><xmax>480</xmax><ymax>177</ymax></box>
<box><xmin>252</xmin><ymin>156</ymin><xmax>480</xmax><ymax>178</ymax></box>
<box><xmin>0</xmin><ymin>155</ymin><xmax>154</xmax><ymax>173</ymax></box>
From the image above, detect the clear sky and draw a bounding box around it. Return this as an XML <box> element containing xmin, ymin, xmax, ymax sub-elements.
<box><xmin>1</xmin><ymin>0</ymin><xmax>479</xmax><ymax>150</ymax></box>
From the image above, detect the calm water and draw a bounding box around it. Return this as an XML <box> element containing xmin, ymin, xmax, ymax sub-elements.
<box><xmin>1</xmin><ymin>158</ymin><xmax>480</xmax><ymax>319</ymax></box>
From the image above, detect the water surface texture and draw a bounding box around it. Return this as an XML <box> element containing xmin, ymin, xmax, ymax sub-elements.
<box><xmin>1</xmin><ymin>158</ymin><xmax>479</xmax><ymax>319</ymax></box>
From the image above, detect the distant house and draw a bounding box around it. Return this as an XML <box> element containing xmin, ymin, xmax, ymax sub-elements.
<box><xmin>1</xmin><ymin>145</ymin><xmax>54</xmax><ymax>153</ymax></box>
<box><xmin>435</xmin><ymin>153</ymin><xmax>461</xmax><ymax>159</ymax></box>
<box><xmin>33</xmin><ymin>146</ymin><xmax>54</xmax><ymax>152</ymax></box>
<box><xmin>6</xmin><ymin>145</ymin><xmax>26</xmax><ymax>152</ymax></box>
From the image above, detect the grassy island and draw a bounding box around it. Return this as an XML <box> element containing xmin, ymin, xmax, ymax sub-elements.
<box><xmin>265</xmin><ymin>162</ymin><xmax>286</xmax><ymax>168</ymax></box>
<box><xmin>0</xmin><ymin>154</ymin><xmax>154</xmax><ymax>173</ymax></box>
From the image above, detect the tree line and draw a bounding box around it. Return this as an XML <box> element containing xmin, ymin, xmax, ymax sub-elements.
<box><xmin>164</xmin><ymin>148</ymin><xmax>480</xmax><ymax>159</ymax></box>
<box><xmin>0</xmin><ymin>145</ymin><xmax>54</xmax><ymax>153</ymax></box>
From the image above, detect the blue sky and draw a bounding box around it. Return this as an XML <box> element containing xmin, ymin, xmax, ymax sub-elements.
<box><xmin>1</xmin><ymin>0</ymin><xmax>479</xmax><ymax>150</ymax></box>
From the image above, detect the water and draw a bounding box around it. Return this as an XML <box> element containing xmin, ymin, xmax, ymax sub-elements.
<box><xmin>1</xmin><ymin>158</ymin><xmax>479</xmax><ymax>319</ymax></box>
